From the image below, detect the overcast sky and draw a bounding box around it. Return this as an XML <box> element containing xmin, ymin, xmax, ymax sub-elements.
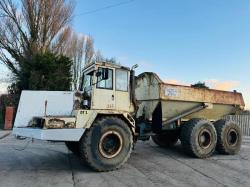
<box><xmin>0</xmin><ymin>0</ymin><xmax>249</xmax><ymax>109</ymax></box>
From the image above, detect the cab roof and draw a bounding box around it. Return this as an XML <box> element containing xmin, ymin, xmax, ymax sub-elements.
<box><xmin>83</xmin><ymin>61</ymin><xmax>130</xmax><ymax>72</ymax></box>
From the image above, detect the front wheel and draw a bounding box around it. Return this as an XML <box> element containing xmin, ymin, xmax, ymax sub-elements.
<box><xmin>79</xmin><ymin>117</ymin><xmax>133</xmax><ymax>172</ymax></box>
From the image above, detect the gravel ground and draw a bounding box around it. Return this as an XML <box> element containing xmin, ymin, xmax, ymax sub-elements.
<box><xmin>0</xmin><ymin>133</ymin><xmax>250</xmax><ymax>187</ymax></box>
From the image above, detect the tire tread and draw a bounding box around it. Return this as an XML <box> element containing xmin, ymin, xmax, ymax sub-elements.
<box><xmin>79</xmin><ymin>117</ymin><xmax>133</xmax><ymax>172</ymax></box>
<box><xmin>180</xmin><ymin>118</ymin><xmax>217</xmax><ymax>158</ymax></box>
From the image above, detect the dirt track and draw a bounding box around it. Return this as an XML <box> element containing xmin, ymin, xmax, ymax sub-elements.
<box><xmin>1</xmin><ymin>134</ymin><xmax>250</xmax><ymax>187</ymax></box>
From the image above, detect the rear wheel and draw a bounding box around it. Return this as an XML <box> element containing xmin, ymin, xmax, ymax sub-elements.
<box><xmin>180</xmin><ymin>118</ymin><xmax>217</xmax><ymax>158</ymax></box>
<box><xmin>65</xmin><ymin>141</ymin><xmax>80</xmax><ymax>155</ymax></box>
<box><xmin>152</xmin><ymin>130</ymin><xmax>179</xmax><ymax>147</ymax></box>
<box><xmin>214</xmin><ymin>119</ymin><xmax>242</xmax><ymax>155</ymax></box>
<box><xmin>79</xmin><ymin>117</ymin><xmax>133</xmax><ymax>171</ymax></box>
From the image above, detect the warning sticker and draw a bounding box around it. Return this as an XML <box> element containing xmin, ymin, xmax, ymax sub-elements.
<box><xmin>165</xmin><ymin>88</ymin><xmax>179</xmax><ymax>97</ymax></box>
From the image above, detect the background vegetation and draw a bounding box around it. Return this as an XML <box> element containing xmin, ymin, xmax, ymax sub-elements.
<box><xmin>0</xmin><ymin>0</ymin><xmax>118</xmax><ymax>128</ymax></box>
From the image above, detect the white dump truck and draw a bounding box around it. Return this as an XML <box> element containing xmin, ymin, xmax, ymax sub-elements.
<box><xmin>13</xmin><ymin>62</ymin><xmax>245</xmax><ymax>171</ymax></box>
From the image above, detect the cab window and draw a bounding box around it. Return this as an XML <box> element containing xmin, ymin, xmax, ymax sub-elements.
<box><xmin>116</xmin><ymin>69</ymin><xmax>128</xmax><ymax>91</ymax></box>
<box><xmin>82</xmin><ymin>73</ymin><xmax>92</xmax><ymax>90</ymax></box>
<box><xmin>96</xmin><ymin>68</ymin><xmax>113</xmax><ymax>89</ymax></box>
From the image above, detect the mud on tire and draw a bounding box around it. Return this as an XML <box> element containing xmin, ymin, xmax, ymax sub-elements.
<box><xmin>180</xmin><ymin>118</ymin><xmax>217</xmax><ymax>158</ymax></box>
<box><xmin>214</xmin><ymin>119</ymin><xmax>242</xmax><ymax>155</ymax></box>
<box><xmin>79</xmin><ymin>117</ymin><xmax>133</xmax><ymax>172</ymax></box>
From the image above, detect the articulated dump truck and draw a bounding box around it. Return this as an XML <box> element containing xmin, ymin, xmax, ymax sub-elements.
<box><xmin>13</xmin><ymin>62</ymin><xmax>245</xmax><ymax>171</ymax></box>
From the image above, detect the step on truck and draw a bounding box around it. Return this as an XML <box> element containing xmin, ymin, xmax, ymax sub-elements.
<box><xmin>13</xmin><ymin>62</ymin><xmax>245</xmax><ymax>171</ymax></box>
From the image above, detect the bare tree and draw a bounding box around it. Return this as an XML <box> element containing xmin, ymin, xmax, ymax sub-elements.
<box><xmin>94</xmin><ymin>50</ymin><xmax>104</xmax><ymax>63</ymax></box>
<box><xmin>62</xmin><ymin>33</ymin><xmax>99</xmax><ymax>90</ymax></box>
<box><xmin>84</xmin><ymin>36</ymin><xmax>94</xmax><ymax>66</ymax></box>
<box><xmin>94</xmin><ymin>50</ymin><xmax>117</xmax><ymax>64</ymax></box>
<box><xmin>0</xmin><ymin>0</ymin><xmax>75</xmax><ymax>78</ymax></box>
<box><xmin>63</xmin><ymin>31</ymin><xmax>85</xmax><ymax>90</ymax></box>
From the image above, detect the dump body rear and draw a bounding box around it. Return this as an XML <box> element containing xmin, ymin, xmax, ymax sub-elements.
<box><xmin>135</xmin><ymin>72</ymin><xmax>245</xmax><ymax>128</ymax></box>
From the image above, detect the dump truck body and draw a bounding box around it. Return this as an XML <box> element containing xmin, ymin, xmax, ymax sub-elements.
<box><xmin>135</xmin><ymin>72</ymin><xmax>244</xmax><ymax>130</ymax></box>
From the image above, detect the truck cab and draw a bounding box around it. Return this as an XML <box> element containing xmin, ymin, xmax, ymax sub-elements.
<box><xmin>80</xmin><ymin>62</ymin><xmax>134</xmax><ymax>112</ymax></box>
<box><xmin>13</xmin><ymin>61</ymin><xmax>136</xmax><ymax>133</ymax></box>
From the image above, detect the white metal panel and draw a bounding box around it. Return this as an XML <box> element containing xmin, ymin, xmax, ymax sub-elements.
<box><xmin>12</xmin><ymin>128</ymin><xmax>85</xmax><ymax>141</ymax></box>
<box><xmin>14</xmin><ymin>91</ymin><xmax>74</xmax><ymax>127</ymax></box>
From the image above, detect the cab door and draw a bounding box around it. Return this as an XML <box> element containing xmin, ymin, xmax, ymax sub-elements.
<box><xmin>115</xmin><ymin>69</ymin><xmax>130</xmax><ymax>112</ymax></box>
<box><xmin>92</xmin><ymin>67</ymin><xmax>115</xmax><ymax>110</ymax></box>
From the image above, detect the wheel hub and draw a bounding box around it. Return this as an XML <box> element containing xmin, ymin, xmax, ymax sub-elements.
<box><xmin>198</xmin><ymin>129</ymin><xmax>212</xmax><ymax>149</ymax></box>
<box><xmin>99</xmin><ymin>130</ymin><xmax>123</xmax><ymax>159</ymax></box>
<box><xmin>227</xmin><ymin>128</ymin><xmax>238</xmax><ymax>146</ymax></box>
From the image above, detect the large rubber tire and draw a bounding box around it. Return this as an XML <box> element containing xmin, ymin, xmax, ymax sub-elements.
<box><xmin>180</xmin><ymin>118</ymin><xmax>217</xmax><ymax>158</ymax></box>
<box><xmin>65</xmin><ymin>142</ymin><xmax>80</xmax><ymax>155</ymax></box>
<box><xmin>152</xmin><ymin>131</ymin><xmax>179</xmax><ymax>147</ymax></box>
<box><xmin>214</xmin><ymin>119</ymin><xmax>242</xmax><ymax>155</ymax></box>
<box><xmin>79</xmin><ymin>117</ymin><xmax>133</xmax><ymax>172</ymax></box>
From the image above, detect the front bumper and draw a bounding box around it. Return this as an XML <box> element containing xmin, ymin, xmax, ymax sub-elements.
<box><xmin>12</xmin><ymin>127</ymin><xmax>85</xmax><ymax>141</ymax></box>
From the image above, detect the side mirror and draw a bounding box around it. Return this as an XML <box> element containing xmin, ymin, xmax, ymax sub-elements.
<box><xmin>102</xmin><ymin>68</ymin><xmax>109</xmax><ymax>80</ymax></box>
<box><xmin>96</xmin><ymin>68</ymin><xmax>109</xmax><ymax>80</ymax></box>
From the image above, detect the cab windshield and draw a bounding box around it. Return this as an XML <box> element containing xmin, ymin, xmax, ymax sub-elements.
<box><xmin>82</xmin><ymin>71</ymin><xmax>94</xmax><ymax>91</ymax></box>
